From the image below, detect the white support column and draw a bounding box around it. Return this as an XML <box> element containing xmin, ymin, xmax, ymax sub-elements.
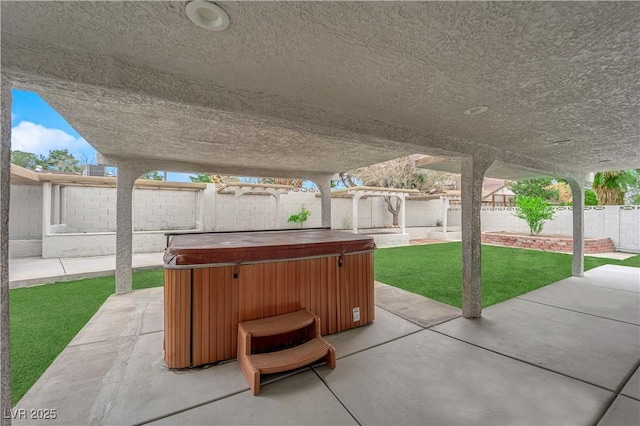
<box><xmin>42</xmin><ymin>181</ymin><xmax>52</xmax><ymax>236</ymax></box>
<box><xmin>264</xmin><ymin>189</ymin><xmax>282</xmax><ymax>229</ymax></box>
<box><xmin>1</xmin><ymin>75</ymin><xmax>13</xmax><ymax>424</ymax></box>
<box><xmin>115</xmin><ymin>160</ymin><xmax>144</xmax><ymax>294</ymax></box>
<box><xmin>568</xmin><ymin>177</ymin><xmax>586</xmax><ymax>277</ymax></box>
<box><xmin>312</xmin><ymin>176</ymin><xmax>333</xmax><ymax>229</ymax></box>
<box><xmin>60</xmin><ymin>186</ymin><xmax>67</xmax><ymax>225</ymax></box>
<box><xmin>352</xmin><ymin>193</ymin><xmax>362</xmax><ymax>234</ymax></box>
<box><xmin>460</xmin><ymin>154</ymin><xmax>495</xmax><ymax>319</ymax></box>
<box><xmin>442</xmin><ymin>197</ymin><xmax>449</xmax><ymax>240</ymax></box>
<box><xmin>399</xmin><ymin>194</ymin><xmax>406</xmax><ymax>234</ymax></box>
<box><xmin>52</xmin><ymin>185</ymin><xmax>61</xmax><ymax>224</ymax></box>
<box><xmin>197</xmin><ymin>189</ymin><xmax>205</xmax><ymax>231</ymax></box>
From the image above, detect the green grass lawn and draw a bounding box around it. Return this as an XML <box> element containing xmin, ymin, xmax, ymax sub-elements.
<box><xmin>9</xmin><ymin>269</ymin><xmax>164</xmax><ymax>405</ymax></box>
<box><xmin>375</xmin><ymin>243</ymin><xmax>640</xmax><ymax>309</ymax></box>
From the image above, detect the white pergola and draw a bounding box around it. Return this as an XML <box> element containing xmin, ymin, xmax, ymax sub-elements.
<box><xmin>1</xmin><ymin>2</ymin><xmax>639</xmax><ymax>419</ymax></box>
<box><xmin>330</xmin><ymin>186</ymin><xmax>420</xmax><ymax>234</ymax></box>
<box><xmin>217</xmin><ymin>182</ymin><xmax>293</xmax><ymax>230</ymax></box>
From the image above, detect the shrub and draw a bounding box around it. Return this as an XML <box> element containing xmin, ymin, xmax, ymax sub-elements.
<box><xmin>584</xmin><ymin>189</ymin><xmax>598</xmax><ymax>206</ymax></box>
<box><xmin>287</xmin><ymin>206</ymin><xmax>311</xmax><ymax>228</ymax></box>
<box><xmin>341</xmin><ymin>216</ymin><xmax>352</xmax><ymax>230</ymax></box>
<box><xmin>513</xmin><ymin>196</ymin><xmax>555</xmax><ymax>235</ymax></box>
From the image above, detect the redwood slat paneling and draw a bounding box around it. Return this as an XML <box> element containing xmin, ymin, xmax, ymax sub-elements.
<box><xmin>164</xmin><ymin>269</ymin><xmax>192</xmax><ymax>368</ymax></box>
<box><xmin>164</xmin><ymin>251</ymin><xmax>374</xmax><ymax>368</ymax></box>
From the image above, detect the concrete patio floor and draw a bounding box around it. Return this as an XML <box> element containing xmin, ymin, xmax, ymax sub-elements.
<box><xmin>8</xmin><ymin>252</ymin><xmax>165</xmax><ymax>288</ymax></box>
<box><xmin>15</xmin><ymin>265</ymin><xmax>639</xmax><ymax>425</ymax></box>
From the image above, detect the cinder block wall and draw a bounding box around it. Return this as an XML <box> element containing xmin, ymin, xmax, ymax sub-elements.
<box><xmin>8</xmin><ymin>184</ymin><xmax>42</xmax><ymax>240</ymax></box>
<box><xmin>9</xmin><ymin>181</ymin><xmax>640</xmax><ymax>257</ymax></box>
<box><xmin>133</xmin><ymin>189</ymin><xmax>197</xmax><ymax>231</ymax></box>
<box><xmin>64</xmin><ymin>186</ymin><xmax>116</xmax><ymax>233</ymax></box>
<box><xmin>618</xmin><ymin>207</ymin><xmax>640</xmax><ymax>253</ymax></box>
<box><xmin>64</xmin><ymin>187</ymin><xmax>198</xmax><ymax>233</ymax></box>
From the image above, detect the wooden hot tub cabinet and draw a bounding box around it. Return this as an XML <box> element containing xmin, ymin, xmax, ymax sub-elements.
<box><xmin>163</xmin><ymin>229</ymin><xmax>376</xmax><ymax>368</ymax></box>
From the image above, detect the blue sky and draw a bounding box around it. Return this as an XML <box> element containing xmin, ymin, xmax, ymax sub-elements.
<box><xmin>11</xmin><ymin>89</ymin><xmax>192</xmax><ymax>181</ymax></box>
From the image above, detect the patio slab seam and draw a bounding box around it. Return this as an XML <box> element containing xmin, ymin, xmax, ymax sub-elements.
<box><xmin>139</xmin><ymin>329</ymin><xmax>163</xmax><ymax>337</ymax></box>
<box><xmin>616</xmin><ymin>362</ymin><xmax>640</xmax><ymax>403</ymax></box>
<box><xmin>58</xmin><ymin>258</ymin><xmax>67</xmax><ymax>274</ymax></box>
<box><xmin>515</xmin><ymin>296</ymin><xmax>640</xmax><ymax>326</ymax></box>
<box><xmin>427</xmin><ymin>328</ymin><xmax>620</xmax><ymax>394</ymax></box>
<box><xmin>594</xmin><ymin>360</ymin><xmax>640</xmax><ymax>425</ymax></box>
<box><xmin>374</xmin><ymin>303</ymin><xmax>461</xmax><ymax>330</ymax></box>
<box><xmin>134</xmin><ymin>386</ymin><xmax>250</xmax><ymax>426</ymax></box>
<box><xmin>66</xmin><ymin>338</ymin><xmax>111</xmax><ymax>349</ymax></box>
<box><xmin>562</xmin><ymin>285</ymin><xmax>640</xmax><ymax>295</ymax></box>
<box><xmin>329</xmin><ymin>327</ymin><xmax>426</xmax><ymax>362</ymax></box>
<box><xmin>311</xmin><ymin>365</ymin><xmax>363</xmax><ymax>426</ymax></box>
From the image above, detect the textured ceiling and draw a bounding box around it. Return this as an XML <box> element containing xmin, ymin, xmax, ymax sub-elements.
<box><xmin>2</xmin><ymin>1</ymin><xmax>639</xmax><ymax>178</ymax></box>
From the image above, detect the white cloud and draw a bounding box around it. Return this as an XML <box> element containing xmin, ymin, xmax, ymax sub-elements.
<box><xmin>11</xmin><ymin>121</ymin><xmax>92</xmax><ymax>157</ymax></box>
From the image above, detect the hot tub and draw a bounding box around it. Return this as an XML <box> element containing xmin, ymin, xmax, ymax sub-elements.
<box><xmin>163</xmin><ymin>229</ymin><xmax>376</xmax><ymax>368</ymax></box>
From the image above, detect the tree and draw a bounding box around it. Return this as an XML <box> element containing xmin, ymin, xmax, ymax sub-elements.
<box><xmin>513</xmin><ymin>196</ymin><xmax>555</xmax><ymax>235</ymax></box>
<box><xmin>509</xmin><ymin>178</ymin><xmax>559</xmax><ymax>202</ymax></box>
<box><xmin>45</xmin><ymin>149</ymin><xmax>82</xmax><ymax>172</ymax></box>
<box><xmin>261</xmin><ymin>178</ymin><xmax>305</xmax><ymax>188</ymax></box>
<box><xmin>553</xmin><ymin>182</ymin><xmax>598</xmax><ymax>206</ymax></box>
<box><xmin>142</xmin><ymin>171</ymin><xmax>163</xmax><ymax>181</ymax></box>
<box><xmin>190</xmin><ymin>174</ymin><xmax>213</xmax><ymax>183</ymax></box>
<box><xmin>189</xmin><ymin>174</ymin><xmax>234</xmax><ymax>184</ymax></box>
<box><xmin>592</xmin><ymin>170</ymin><xmax>639</xmax><ymax>205</ymax></box>
<box><xmin>11</xmin><ymin>150</ymin><xmax>43</xmax><ymax>170</ymax></box>
<box><xmin>11</xmin><ymin>149</ymin><xmax>83</xmax><ymax>173</ymax></box>
<box><xmin>339</xmin><ymin>155</ymin><xmax>452</xmax><ymax>226</ymax></box>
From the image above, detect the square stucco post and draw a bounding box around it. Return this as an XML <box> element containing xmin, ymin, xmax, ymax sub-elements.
<box><xmin>42</xmin><ymin>181</ymin><xmax>52</xmax><ymax>236</ymax></box>
<box><xmin>399</xmin><ymin>194</ymin><xmax>406</xmax><ymax>234</ymax></box>
<box><xmin>1</xmin><ymin>75</ymin><xmax>13</xmax><ymax>424</ymax></box>
<box><xmin>309</xmin><ymin>175</ymin><xmax>333</xmax><ymax>229</ymax></box>
<box><xmin>352</xmin><ymin>193</ymin><xmax>362</xmax><ymax>234</ymax></box>
<box><xmin>115</xmin><ymin>161</ymin><xmax>144</xmax><ymax>294</ymax></box>
<box><xmin>460</xmin><ymin>154</ymin><xmax>494</xmax><ymax>319</ymax></box>
<box><xmin>567</xmin><ymin>177</ymin><xmax>586</xmax><ymax>277</ymax></box>
<box><xmin>442</xmin><ymin>197</ymin><xmax>449</xmax><ymax>240</ymax></box>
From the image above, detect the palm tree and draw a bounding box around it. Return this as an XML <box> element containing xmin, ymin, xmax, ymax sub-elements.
<box><xmin>592</xmin><ymin>171</ymin><xmax>632</xmax><ymax>205</ymax></box>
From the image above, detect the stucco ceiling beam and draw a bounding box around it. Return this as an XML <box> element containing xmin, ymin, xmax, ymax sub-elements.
<box><xmin>2</xmin><ymin>38</ymin><xmax>577</xmax><ymax>178</ymax></box>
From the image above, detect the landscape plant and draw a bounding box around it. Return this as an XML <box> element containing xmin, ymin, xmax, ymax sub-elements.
<box><xmin>341</xmin><ymin>216</ymin><xmax>352</xmax><ymax>230</ymax></box>
<box><xmin>592</xmin><ymin>170</ymin><xmax>640</xmax><ymax>205</ymax></box>
<box><xmin>287</xmin><ymin>206</ymin><xmax>311</xmax><ymax>228</ymax></box>
<box><xmin>513</xmin><ymin>196</ymin><xmax>555</xmax><ymax>235</ymax></box>
<box><xmin>508</xmin><ymin>178</ymin><xmax>559</xmax><ymax>202</ymax></box>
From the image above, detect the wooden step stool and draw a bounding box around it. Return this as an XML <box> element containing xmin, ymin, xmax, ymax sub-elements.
<box><xmin>237</xmin><ymin>309</ymin><xmax>336</xmax><ymax>395</ymax></box>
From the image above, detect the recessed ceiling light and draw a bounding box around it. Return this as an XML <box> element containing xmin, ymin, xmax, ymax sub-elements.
<box><xmin>463</xmin><ymin>105</ymin><xmax>489</xmax><ymax>116</ymax></box>
<box><xmin>551</xmin><ymin>139</ymin><xmax>573</xmax><ymax>146</ymax></box>
<box><xmin>186</xmin><ymin>1</ymin><xmax>229</xmax><ymax>31</ymax></box>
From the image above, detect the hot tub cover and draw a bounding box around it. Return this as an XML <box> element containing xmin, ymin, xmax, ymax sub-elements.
<box><xmin>163</xmin><ymin>229</ymin><xmax>376</xmax><ymax>266</ymax></box>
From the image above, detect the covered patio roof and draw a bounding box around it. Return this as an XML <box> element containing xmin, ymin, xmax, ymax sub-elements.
<box><xmin>1</xmin><ymin>2</ymin><xmax>638</xmax><ymax>178</ymax></box>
